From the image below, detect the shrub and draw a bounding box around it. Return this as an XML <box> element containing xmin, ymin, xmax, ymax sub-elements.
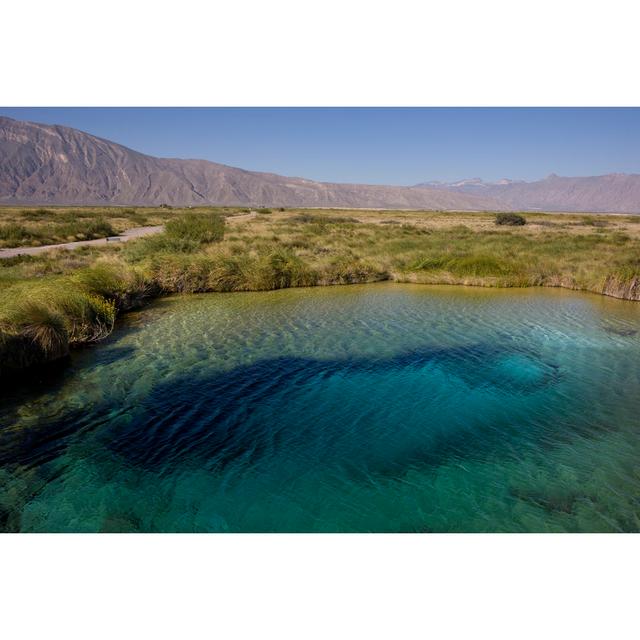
<box><xmin>496</xmin><ymin>212</ymin><xmax>526</xmax><ymax>226</ymax></box>
<box><xmin>0</xmin><ymin>223</ymin><xmax>42</xmax><ymax>245</ymax></box>
<box><xmin>83</xmin><ymin>218</ymin><xmax>116</xmax><ymax>238</ymax></box>
<box><xmin>19</xmin><ymin>208</ymin><xmax>54</xmax><ymax>221</ymax></box>
<box><xmin>165</xmin><ymin>212</ymin><xmax>225</xmax><ymax>244</ymax></box>
<box><xmin>257</xmin><ymin>208</ymin><xmax>273</xmax><ymax>215</ymax></box>
<box><xmin>124</xmin><ymin>234</ymin><xmax>200</xmax><ymax>261</ymax></box>
<box><xmin>291</xmin><ymin>214</ymin><xmax>359</xmax><ymax>225</ymax></box>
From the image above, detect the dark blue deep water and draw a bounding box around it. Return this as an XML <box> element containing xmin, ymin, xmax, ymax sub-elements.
<box><xmin>1</xmin><ymin>284</ymin><xmax>639</xmax><ymax>532</ymax></box>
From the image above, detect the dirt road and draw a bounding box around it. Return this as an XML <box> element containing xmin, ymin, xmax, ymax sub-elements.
<box><xmin>0</xmin><ymin>211</ymin><xmax>258</xmax><ymax>259</ymax></box>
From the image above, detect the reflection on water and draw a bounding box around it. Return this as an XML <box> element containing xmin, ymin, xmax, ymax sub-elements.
<box><xmin>1</xmin><ymin>283</ymin><xmax>639</xmax><ymax>532</ymax></box>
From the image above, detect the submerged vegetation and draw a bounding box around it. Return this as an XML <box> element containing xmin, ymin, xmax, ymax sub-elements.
<box><xmin>1</xmin><ymin>205</ymin><xmax>639</xmax><ymax>374</ymax></box>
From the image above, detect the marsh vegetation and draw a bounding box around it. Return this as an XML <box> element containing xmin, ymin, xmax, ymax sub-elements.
<box><xmin>1</xmin><ymin>206</ymin><xmax>639</xmax><ymax>374</ymax></box>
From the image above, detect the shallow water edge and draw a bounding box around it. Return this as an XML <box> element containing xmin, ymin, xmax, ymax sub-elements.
<box><xmin>3</xmin><ymin>275</ymin><xmax>639</xmax><ymax>380</ymax></box>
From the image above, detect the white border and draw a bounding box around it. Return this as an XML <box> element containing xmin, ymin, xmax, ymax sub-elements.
<box><xmin>2</xmin><ymin>0</ymin><xmax>640</xmax><ymax>106</ymax></box>
<box><xmin>1</xmin><ymin>1</ymin><xmax>639</xmax><ymax>637</ymax></box>
<box><xmin>1</xmin><ymin>534</ymin><xmax>638</xmax><ymax>639</ymax></box>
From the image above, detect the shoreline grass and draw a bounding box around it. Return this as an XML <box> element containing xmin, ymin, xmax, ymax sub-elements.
<box><xmin>1</xmin><ymin>206</ymin><xmax>639</xmax><ymax>376</ymax></box>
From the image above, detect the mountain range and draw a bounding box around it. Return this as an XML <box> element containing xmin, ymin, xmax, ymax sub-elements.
<box><xmin>416</xmin><ymin>175</ymin><xmax>640</xmax><ymax>213</ymax></box>
<box><xmin>1</xmin><ymin>116</ymin><xmax>639</xmax><ymax>213</ymax></box>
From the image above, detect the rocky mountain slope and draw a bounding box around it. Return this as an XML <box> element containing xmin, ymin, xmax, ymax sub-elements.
<box><xmin>0</xmin><ymin>116</ymin><xmax>501</xmax><ymax>210</ymax></box>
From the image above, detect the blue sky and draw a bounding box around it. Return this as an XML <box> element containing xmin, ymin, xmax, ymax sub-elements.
<box><xmin>1</xmin><ymin>108</ymin><xmax>639</xmax><ymax>185</ymax></box>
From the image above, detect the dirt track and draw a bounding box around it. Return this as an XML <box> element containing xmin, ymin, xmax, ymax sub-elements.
<box><xmin>0</xmin><ymin>212</ymin><xmax>258</xmax><ymax>259</ymax></box>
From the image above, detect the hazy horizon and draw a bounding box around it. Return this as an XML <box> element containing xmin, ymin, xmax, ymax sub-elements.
<box><xmin>1</xmin><ymin>107</ymin><xmax>639</xmax><ymax>186</ymax></box>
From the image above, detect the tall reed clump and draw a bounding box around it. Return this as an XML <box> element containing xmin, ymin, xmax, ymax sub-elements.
<box><xmin>601</xmin><ymin>256</ymin><xmax>640</xmax><ymax>300</ymax></box>
<box><xmin>0</xmin><ymin>259</ymin><xmax>153</xmax><ymax>375</ymax></box>
<box><xmin>0</xmin><ymin>300</ymin><xmax>69</xmax><ymax>371</ymax></box>
<box><xmin>73</xmin><ymin>259</ymin><xmax>153</xmax><ymax>311</ymax></box>
<box><xmin>0</xmin><ymin>281</ymin><xmax>117</xmax><ymax>374</ymax></box>
<box><xmin>146</xmin><ymin>249</ymin><xmax>319</xmax><ymax>293</ymax></box>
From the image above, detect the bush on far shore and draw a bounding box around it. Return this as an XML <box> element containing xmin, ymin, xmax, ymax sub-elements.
<box><xmin>495</xmin><ymin>212</ymin><xmax>526</xmax><ymax>226</ymax></box>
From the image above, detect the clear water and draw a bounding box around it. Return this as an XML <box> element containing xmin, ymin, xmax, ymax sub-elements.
<box><xmin>1</xmin><ymin>283</ymin><xmax>639</xmax><ymax>532</ymax></box>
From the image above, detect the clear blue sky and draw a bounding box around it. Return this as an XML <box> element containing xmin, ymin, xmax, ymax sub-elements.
<box><xmin>1</xmin><ymin>108</ymin><xmax>639</xmax><ymax>185</ymax></box>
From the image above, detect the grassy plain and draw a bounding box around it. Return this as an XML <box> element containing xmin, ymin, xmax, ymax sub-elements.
<box><xmin>1</xmin><ymin>206</ymin><xmax>639</xmax><ymax>373</ymax></box>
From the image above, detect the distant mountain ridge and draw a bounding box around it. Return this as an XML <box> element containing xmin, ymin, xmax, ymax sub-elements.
<box><xmin>0</xmin><ymin>116</ymin><xmax>502</xmax><ymax>210</ymax></box>
<box><xmin>1</xmin><ymin>116</ymin><xmax>638</xmax><ymax>213</ymax></box>
<box><xmin>416</xmin><ymin>173</ymin><xmax>640</xmax><ymax>213</ymax></box>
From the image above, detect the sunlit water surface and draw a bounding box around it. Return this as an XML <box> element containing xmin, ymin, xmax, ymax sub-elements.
<box><xmin>1</xmin><ymin>284</ymin><xmax>639</xmax><ymax>532</ymax></box>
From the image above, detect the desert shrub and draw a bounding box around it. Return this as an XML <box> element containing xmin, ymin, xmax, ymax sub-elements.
<box><xmin>579</xmin><ymin>216</ymin><xmax>609</xmax><ymax>227</ymax></box>
<box><xmin>291</xmin><ymin>214</ymin><xmax>359</xmax><ymax>225</ymax></box>
<box><xmin>257</xmin><ymin>208</ymin><xmax>273</xmax><ymax>214</ymax></box>
<box><xmin>0</xmin><ymin>255</ymin><xmax>38</xmax><ymax>268</ymax></box>
<box><xmin>83</xmin><ymin>218</ymin><xmax>116</xmax><ymax>238</ymax></box>
<box><xmin>496</xmin><ymin>212</ymin><xmax>526</xmax><ymax>226</ymax></box>
<box><xmin>0</xmin><ymin>223</ymin><xmax>42</xmax><ymax>245</ymax></box>
<box><xmin>124</xmin><ymin>234</ymin><xmax>200</xmax><ymax>261</ymax></box>
<box><xmin>165</xmin><ymin>212</ymin><xmax>225</xmax><ymax>244</ymax></box>
<box><xmin>19</xmin><ymin>208</ymin><xmax>54</xmax><ymax>221</ymax></box>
